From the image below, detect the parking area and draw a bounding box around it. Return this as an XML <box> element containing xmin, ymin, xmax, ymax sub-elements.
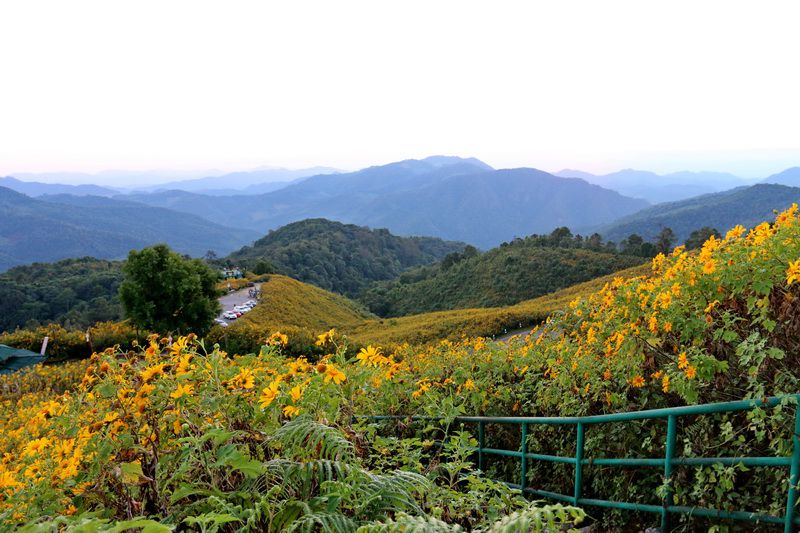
<box><xmin>215</xmin><ymin>283</ymin><xmax>261</xmax><ymax>326</ymax></box>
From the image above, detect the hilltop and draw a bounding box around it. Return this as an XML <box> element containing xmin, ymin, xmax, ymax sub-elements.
<box><xmin>359</xmin><ymin>230</ymin><xmax>645</xmax><ymax>316</ymax></box>
<box><xmin>597</xmin><ymin>183</ymin><xmax>800</xmax><ymax>243</ymax></box>
<box><xmin>226</xmin><ymin>219</ymin><xmax>466</xmax><ymax>297</ymax></box>
<box><xmin>0</xmin><ymin>187</ymin><xmax>259</xmax><ymax>271</ymax></box>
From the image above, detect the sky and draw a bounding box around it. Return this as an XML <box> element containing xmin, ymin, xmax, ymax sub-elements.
<box><xmin>1</xmin><ymin>0</ymin><xmax>799</xmax><ymax>183</ymax></box>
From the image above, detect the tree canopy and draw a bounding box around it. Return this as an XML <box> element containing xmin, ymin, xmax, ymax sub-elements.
<box><xmin>119</xmin><ymin>244</ymin><xmax>221</xmax><ymax>335</ymax></box>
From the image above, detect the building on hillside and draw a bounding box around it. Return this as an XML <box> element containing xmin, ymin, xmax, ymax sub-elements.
<box><xmin>221</xmin><ymin>268</ymin><xmax>244</xmax><ymax>279</ymax></box>
<box><xmin>0</xmin><ymin>344</ymin><xmax>44</xmax><ymax>374</ymax></box>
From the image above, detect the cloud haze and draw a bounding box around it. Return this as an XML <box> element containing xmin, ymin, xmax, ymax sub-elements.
<box><xmin>1</xmin><ymin>0</ymin><xmax>798</xmax><ymax>181</ymax></box>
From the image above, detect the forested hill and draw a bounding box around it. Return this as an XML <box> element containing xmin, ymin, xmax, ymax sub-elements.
<box><xmin>0</xmin><ymin>187</ymin><xmax>259</xmax><ymax>271</ymax></box>
<box><xmin>358</xmin><ymin>229</ymin><xmax>646</xmax><ymax>317</ymax></box>
<box><xmin>226</xmin><ymin>219</ymin><xmax>466</xmax><ymax>297</ymax></box>
<box><xmin>0</xmin><ymin>257</ymin><xmax>124</xmax><ymax>333</ymax></box>
<box><xmin>597</xmin><ymin>183</ymin><xmax>800</xmax><ymax>243</ymax></box>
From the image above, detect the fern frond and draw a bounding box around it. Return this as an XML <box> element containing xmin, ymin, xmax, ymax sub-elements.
<box><xmin>480</xmin><ymin>502</ymin><xmax>585</xmax><ymax>533</ymax></box>
<box><xmin>273</xmin><ymin>417</ymin><xmax>355</xmax><ymax>462</ymax></box>
<box><xmin>355</xmin><ymin>470</ymin><xmax>430</xmax><ymax>516</ymax></box>
<box><xmin>356</xmin><ymin>513</ymin><xmax>461</xmax><ymax>533</ymax></box>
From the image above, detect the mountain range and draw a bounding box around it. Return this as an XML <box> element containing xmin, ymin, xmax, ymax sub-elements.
<box><xmin>0</xmin><ymin>176</ymin><xmax>119</xmax><ymax>197</ymax></box>
<box><xmin>118</xmin><ymin>156</ymin><xmax>648</xmax><ymax>249</ymax></box>
<box><xmin>0</xmin><ymin>187</ymin><xmax>259</xmax><ymax>271</ymax></box>
<box><xmin>555</xmin><ymin>169</ymin><xmax>752</xmax><ymax>203</ymax></box>
<box><xmin>597</xmin><ymin>183</ymin><xmax>800</xmax><ymax>243</ymax></box>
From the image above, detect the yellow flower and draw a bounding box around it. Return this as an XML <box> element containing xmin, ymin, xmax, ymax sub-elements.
<box><xmin>267</xmin><ymin>332</ymin><xmax>288</xmax><ymax>347</ymax></box>
<box><xmin>228</xmin><ymin>368</ymin><xmax>256</xmax><ymax>390</ymax></box>
<box><xmin>787</xmin><ymin>259</ymin><xmax>800</xmax><ymax>285</ymax></box>
<box><xmin>323</xmin><ymin>365</ymin><xmax>347</xmax><ymax>385</ymax></box>
<box><xmin>464</xmin><ymin>378</ymin><xmax>477</xmax><ymax>391</ymax></box>
<box><xmin>140</xmin><ymin>363</ymin><xmax>167</xmax><ymax>382</ymax></box>
<box><xmin>677</xmin><ymin>352</ymin><xmax>688</xmax><ymax>370</ymax></box>
<box><xmin>662</xmin><ymin>375</ymin><xmax>670</xmax><ymax>393</ymax></box>
<box><xmin>315</xmin><ymin>328</ymin><xmax>336</xmax><ymax>347</ymax></box>
<box><xmin>631</xmin><ymin>375</ymin><xmax>645</xmax><ymax>388</ymax></box>
<box><xmin>289</xmin><ymin>383</ymin><xmax>305</xmax><ymax>403</ymax></box>
<box><xmin>726</xmin><ymin>224</ymin><xmax>746</xmax><ymax>240</ymax></box>
<box><xmin>703</xmin><ymin>260</ymin><xmax>717</xmax><ymax>275</ymax></box>
<box><xmin>170</xmin><ymin>336</ymin><xmax>189</xmax><ymax>358</ymax></box>
<box><xmin>259</xmin><ymin>381</ymin><xmax>281</xmax><ymax>409</ymax></box>
<box><xmin>356</xmin><ymin>345</ymin><xmax>390</xmax><ymax>367</ymax></box>
<box><xmin>684</xmin><ymin>365</ymin><xmax>697</xmax><ymax>379</ymax></box>
<box><xmin>170</xmin><ymin>383</ymin><xmax>194</xmax><ymax>399</ymax></box>
<box><xmin>283</xmin><ymin>405</ymin><xmax>301</xmax><ymax>418</ymax></box>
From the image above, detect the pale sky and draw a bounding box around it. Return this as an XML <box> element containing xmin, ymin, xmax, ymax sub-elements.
<box><xmin>1</xmin><ymin>0</ymin><xmax>799</xmax><ymax>181</ymax></box>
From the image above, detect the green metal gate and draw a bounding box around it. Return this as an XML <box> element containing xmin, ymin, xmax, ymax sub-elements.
<box><xmin>368</xmin><ymin>395</ymin><xmax>800</xmax><ymax>531</ymax></box>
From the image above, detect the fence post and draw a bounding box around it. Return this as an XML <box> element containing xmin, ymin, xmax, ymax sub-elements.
<box><xmin>574</xmin><ymin>422</ymin><xmax>585</xmax><ymax>505</ymax></box>
<box><xmin>661</xmin><ymin>414</ymin><xmax>677</xmax><ymax>532</ymax></box>
<box><xmin>784</xmin><ymin>405</ymin><xmax>800</xmax><ymax>533</ymax></box>
<box><xmin>478</xmin><ymin>421</ymin><xmax>486</xmax><ymax>472</ymax></box>
<box><xmin>520</xmin><ymin>423</ymin><xmax>528</xmax><ymax>493</ymax></box>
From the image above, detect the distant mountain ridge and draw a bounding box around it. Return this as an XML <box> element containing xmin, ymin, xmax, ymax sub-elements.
<box><xmin>762</xmin><ymin>167</ymin><xmax>800</xmax><ymax>187</ymax></box>
<box><xmin>227</xmin><ymin>218</ymin><xmax>466</xmax><ymax>296</ymax></box>
<box><xmin>597</xmin><ymin>183</ymin><xmax>800</xmax><ymax>243</ymax></box>
<box><xmin>120</xmin><ymin>156</ymin><xmax>648</xmax><ymax>248</ymax></box>
<box><xmin>556</xmin><ymin>168</ymin><xmax>752</xmax><ymax>203</ymax></box>
<box><xmin>0</xmin><ymin>186</ymin><xmax>259</xmax><ymax>272</ymax></box>
<box><xmin>0</xmin><ymin>176</ymin><xmax>118</xmax><ymax>197</ymax></box>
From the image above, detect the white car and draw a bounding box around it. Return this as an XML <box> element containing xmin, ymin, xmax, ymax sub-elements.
<box><xmin>222</xmin><ymin>311</ymin><xmax>238</xmax><ymax>320</ymax></box>
<box><xmin>214</xmin><ymin>318</ymin><xmax>229</xmax><ymax>327</ymax></box>
<box><xmin>234</xmin><ymin>305</ymin><xmax>251</xmax><ymax>313</ymax></box>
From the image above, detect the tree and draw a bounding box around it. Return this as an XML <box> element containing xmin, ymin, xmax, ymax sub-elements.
<box><xmin>203</xmin><ymin>250</ymin><xmax>218</xmax><ymax>262</ymax></box>
<box><xmin>685</xmin><ymin>227</ymin><xmax>721</xmax><ymax>250</ymax></box>
<box><xmin>254</xmin><ymin>260</ymin><xmax>276</xmax><ymax>275</ymax></box>
<box><xmin>656</xmin><ymin>227</ymin><xmax>676</xmax><ymax>254</ymax></box>
<box><xmin>119</xmin><ymin>244</ymin><xmax>221</xmax><ymax>336</ymax></box>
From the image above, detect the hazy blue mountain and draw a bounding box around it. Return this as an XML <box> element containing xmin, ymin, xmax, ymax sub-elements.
<box><xmin>763</xmin><ymin>167</ymin><xmax>800</xmax><ymax>187</ymax></box>
<box><xmin>555</xmin><ymin>168</ymin><xmax>750</xmax><ymax>203</ymax></box>
<box><xmin>120</xmin><ymin>156</ymin><xmax>646</xmax><ymax>248</ymax></box>
<box><xmin>597</xmin><ymin>183</ymin><xmax>800</xmax><ymax>244</ymax></box>
<box><xmin>0</xmin><ymin>187</ymin><xmax>259</xmax><ymax>271</ymax></box>
<box><xmin>0</xmin><ymin>176</ymin><xmax>118</xmax><ymax>197</ymax></box>
<box><xmin>140</xmin><ymin>166</ymin><xmax>339</xmax><ymax>193</ymax></box>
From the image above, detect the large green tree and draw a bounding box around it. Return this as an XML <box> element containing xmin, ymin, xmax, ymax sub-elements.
<box><xmin>119</xmin><ymin>244</ymin><xmax>221</xmax><ymax>335</ymax></box>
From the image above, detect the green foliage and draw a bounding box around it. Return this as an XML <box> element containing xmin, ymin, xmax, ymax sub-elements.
<box><xmin>0</xmin><ymin>257</ymin><xmax>124</xmax><ymax>333</ymax></box>
<box><xmin>119</xmin><ymin>244</ymin><xmax>221</xmax><ymax>336</ymax></box>
<box><xmin>360</xmin><ymin>228</ymin><xmax>644</xmax><ymax>317</ymax></box>
<box><xmin>685</xmin><ymin>226</ymin><xmax>722</xmax><ymax>249</ymax></box>
<box><xmin>227</xmin><ymin>218</ymin><xmax>466</xmax><ymax>297</ymax></box>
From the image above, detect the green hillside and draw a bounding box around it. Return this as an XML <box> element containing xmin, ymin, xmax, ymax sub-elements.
<box><xmin>359</xmin><ymin>230</ymin><xmax>646</xmax><ymax>316</ymax></box>
<box><xmin>0</xmin><ymin>257</ymin><xmax>124</xmax><ymax>333</ymax></box>
<box><xmin>599</xmin><ymin>183</ymin><xmax>800</xmax><ymax>243</ymax></box>
<box><xmin>0</xmin><ymin>187</ymin><xmax>259</xmax><ymax>271</ymax></box>
<box><xmin>226</xmin><ymin>218</ymin><xmax>466</xmax><ymax>296</ymax></box>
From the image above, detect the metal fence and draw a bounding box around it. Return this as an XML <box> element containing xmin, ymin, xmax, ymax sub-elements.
<box><xmin>368</xmin><ymin>395</ymin><xmax>800</xmax><ymax>532</ymax></box>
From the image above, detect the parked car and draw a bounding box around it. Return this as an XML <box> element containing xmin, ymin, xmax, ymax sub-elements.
<box><xmin>214</xmin><ymin>318</ymin><xmax>229</xmax><ymax>327</ymax></box>
<box><xmin>222</xmin><ymin>312</ymin><xmax>238</xmax><ymax>320</ymax></box>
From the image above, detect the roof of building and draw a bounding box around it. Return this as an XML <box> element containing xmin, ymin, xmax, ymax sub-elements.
<box><xmin>0</xmin><ymin>344</ymin><xmax>44</xmax><ymax>374</ymax></box>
